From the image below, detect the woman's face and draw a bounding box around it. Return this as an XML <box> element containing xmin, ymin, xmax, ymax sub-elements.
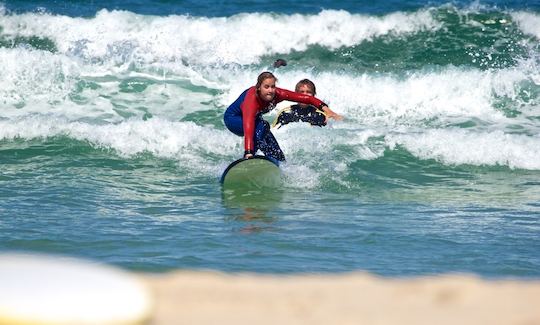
<box><xmin>258</xmin><ymin>78</ymin><xmax>276</xmax><ymax>102</ymax></box>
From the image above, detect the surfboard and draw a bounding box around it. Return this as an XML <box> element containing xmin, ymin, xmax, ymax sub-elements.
<box><xmin>221</xmin><ymin>155</ymin><xmax>282</xmax><ymax>189</ymax></box>
<box><xmin>0</xmin><ymin>253</ymin><xmax>152</xmax><ymax>325</ymax></box>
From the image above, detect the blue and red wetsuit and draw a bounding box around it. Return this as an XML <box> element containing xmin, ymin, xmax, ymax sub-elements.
<box><xmin>224</xmin><ymin>86</ymin><xmax>326</xmax><ymax>161</ymax></box>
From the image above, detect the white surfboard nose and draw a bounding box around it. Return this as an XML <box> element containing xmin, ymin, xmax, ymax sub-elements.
<box><xmin>0</xmin><ymin>253</ymin><xmax>152</xmax><ymax>325</ymax></box>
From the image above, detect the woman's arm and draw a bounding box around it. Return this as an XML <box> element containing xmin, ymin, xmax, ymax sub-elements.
<box><xmin>275</xmin><ymin>88</ymin><xmax>343</xmax><ymax>121</ymax></box>
<box><xmin>240</xmin><ymin>88</ymin><xmax>260</xmax><ymax>158</ymax></box>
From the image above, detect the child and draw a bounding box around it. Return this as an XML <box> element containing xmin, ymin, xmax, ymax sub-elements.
<box><xmin>272</xmin><ymin>79</ymin><xmax>342</xmax><ymax>129</ymax></box>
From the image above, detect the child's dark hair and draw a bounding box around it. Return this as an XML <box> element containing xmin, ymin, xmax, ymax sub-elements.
<box><xmin>295</xmin><ymin>79</ymin><xmax>316</xmax><ymax>95</ymax></box>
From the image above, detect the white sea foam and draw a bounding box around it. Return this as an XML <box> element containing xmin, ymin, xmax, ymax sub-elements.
<box><xmin>1</xmin><ymin>57</ymin><xmax>539</xmax><ymax>171</ymax></box>
<box><xmin>1</xmin><ymin>110</ymin><xmax>539</xmax><ymax>175</ymax></box>
<box><xmin>0</xmin><ymin>48</ymin><xmax>79</xmax><ymax>108</ymax></box>
<box><xmin>247</xmin><ymin>65</ymin><xmax>536</xmax><ymax>129</ymax></box>
<box><xmin>0</xmin><ymin>9</ymin><xmax>440</xmax><ymax>66</ymax></box>
<box><xmin>386</xmin><ymin>128</ymin><xmax>540</xmax><ymax>170</ymax></box>
<box><xmin>1</xmin><ymin>7</ymin><xmax>536</xmax><ymax>125</ymax></box>
<box><xmin>1</xmin><ymin>8</ymin><xmax>539</xmax><ymax>172</ymax></box>
<box><xmin>0</xmin><ymin>117</ymin><xmax>238</xmax><ymax>161</ymax></box>
<box><xmin>0</xmin><ymin>48</ymin><xmax>215</xmax><ymax>121</ymax></box>
<box><xmin>512</xmin><ymin>11</ymin><xmax>540</xmax><ymax>39</ymax></box>
<box><xmin>5</xmin><ymin>45</ymin><xmax>530</xmax><ymax>127</ymax></box>
<box><xmin>281</xmin><ymin>163</ymin><xmax>321</xmax><ymax>189</ymax></box>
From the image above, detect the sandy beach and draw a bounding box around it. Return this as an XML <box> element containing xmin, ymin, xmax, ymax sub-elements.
<box><xmin>143</xmin><ymin>271</ymin><xmax>540</xmax><ymax>325</ymax></box>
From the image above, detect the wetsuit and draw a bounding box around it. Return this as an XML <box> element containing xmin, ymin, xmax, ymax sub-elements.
<box><xmin>272</xmin><ymin>104</ymin><xmax>327</xmax><ymax>129</ymax></box>
<box><xmin>224</xmin><ymin>86</ymin><xmax>326</xmax><ymax>161</ymax></box>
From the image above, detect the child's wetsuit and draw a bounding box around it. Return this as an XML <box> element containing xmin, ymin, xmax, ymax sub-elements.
<box><xmin>272</xmin><ymin>104</ymin><xmax>327</xmax><ymax>129</ymax></box>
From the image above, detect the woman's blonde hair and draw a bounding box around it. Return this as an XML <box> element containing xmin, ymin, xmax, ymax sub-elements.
<box><xmin>256</xmin><ymin>71</ymin><xmax>277</xmax><ymax>90</ymax></box>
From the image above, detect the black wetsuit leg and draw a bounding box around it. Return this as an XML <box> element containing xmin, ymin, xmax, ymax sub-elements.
<box><xmin>255</xmin><ymin>119</ymin><xmax>285</xmax><ymax>161</ymax></box>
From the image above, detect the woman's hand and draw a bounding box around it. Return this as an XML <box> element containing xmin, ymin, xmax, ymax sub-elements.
<box><xmin>321</xmin><ymin>105</ymin><xmax>343</xmax><ymax>122</ymax></box>
<box><xmin>244</xmin><ymin>150</ymin><xmax>254</xmax><ymax>159</ymax></box>
<box><xmin>326</xmin><ymin>111</ymin><xmax>343</xmax><ymax>121</ymax></box>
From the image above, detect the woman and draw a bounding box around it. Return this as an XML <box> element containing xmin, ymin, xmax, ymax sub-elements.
<box><xmin>224</xmin><ymin>72</ymin><xmax>339</xmax><ymax>162</ymax></box>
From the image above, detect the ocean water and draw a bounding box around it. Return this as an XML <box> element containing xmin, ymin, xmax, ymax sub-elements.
<box><xmin>1</xmin><ymin>0</ymin><xmax>539</xmax><ymax>277</ymax></box>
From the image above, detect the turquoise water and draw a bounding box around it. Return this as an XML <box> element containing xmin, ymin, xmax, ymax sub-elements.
<box><xmin>1</xmin><ymin>1</ymin><xmax>539</xmax><ymax>278</ymax></box>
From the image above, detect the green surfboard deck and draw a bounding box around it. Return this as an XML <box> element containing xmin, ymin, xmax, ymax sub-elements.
<box><xmin>221</xmin><ymin>156</ymin><xmax>282</xmax><ymax>189</ymax></box>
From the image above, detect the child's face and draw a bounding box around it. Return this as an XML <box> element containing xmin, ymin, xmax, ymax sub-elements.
<box><xmin>297</xmin><ymin>84</ymin><xmax>314</xmax><ymax>107</ymax></box>
<box><xmin>297</xmin><ymin>84</ymin><xmax>314</xmax><ymax>96</ymax></box>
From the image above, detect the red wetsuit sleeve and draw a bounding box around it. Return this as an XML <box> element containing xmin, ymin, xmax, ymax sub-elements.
<box><xmin>275</xmin><ymin>87</ymin><xmax>326</xmax><ymax>108</ymax></box>
<box><xmin>240</xmin><ymin>87</ymin><xmax>260</xmax><ymax>153</ymax></box>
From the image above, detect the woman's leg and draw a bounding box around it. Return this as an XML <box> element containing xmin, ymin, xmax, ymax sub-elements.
<box><xmin>225</xmin><ymin>114</ymin><xmax>285</xmax><ymax>161</ymax></box>
<box><xmin>223</xmin><ymin>114</ymin><xmax>244</xmax><ymax>136</ymax></box>
<box><xmin>255</xmin><ymin>119</ymin><xmax>285</xmax><ymax>161</ymax></box>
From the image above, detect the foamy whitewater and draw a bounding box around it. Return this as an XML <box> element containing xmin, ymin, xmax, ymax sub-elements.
<box><xmin>1</xmin><ymin>1</ymin><xmax>539</xmax><ymax>277</ymax></box>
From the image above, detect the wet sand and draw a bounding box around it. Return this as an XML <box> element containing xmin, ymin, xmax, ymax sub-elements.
<box><xmin>142</xmin><ymin>271</ymin><xmax>540</xmax><ymax>325</ymax></box>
